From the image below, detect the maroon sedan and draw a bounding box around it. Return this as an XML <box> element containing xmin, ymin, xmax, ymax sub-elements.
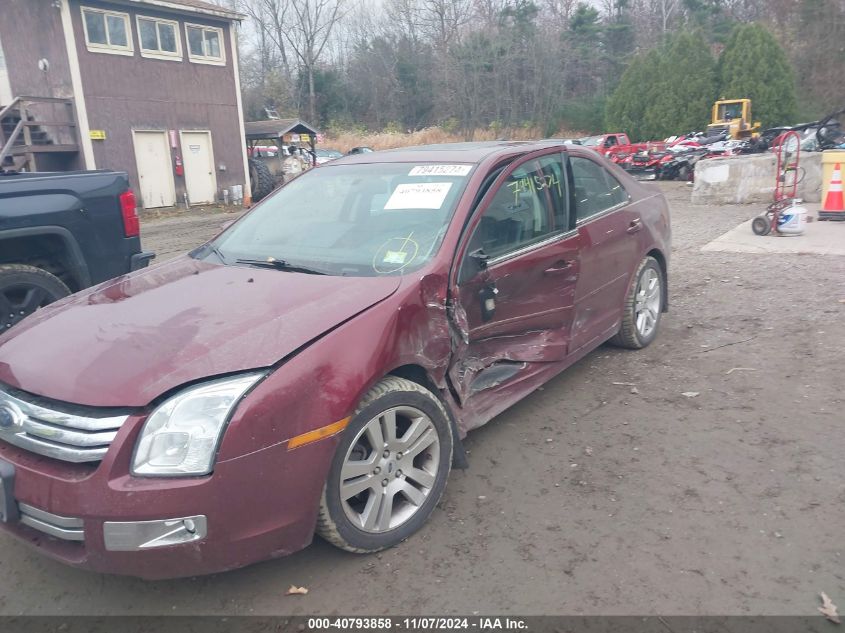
<box><xmin>0</xmin><ymin>141</ymin><xmax>670</xmax><ymax>578</ymax></box>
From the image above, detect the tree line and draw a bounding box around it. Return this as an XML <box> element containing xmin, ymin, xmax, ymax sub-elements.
<box><xmin>223</xmin><ymin>0</ymin><xmax>845</xmax><ymax>139</ymax></box>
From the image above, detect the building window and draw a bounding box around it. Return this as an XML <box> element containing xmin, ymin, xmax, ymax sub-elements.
<box><xmin>137</xmin><ymin>16</ymin><xmax>181</xmax><ymax>60</ymax></box>
<box><xmin>81</xmin><ymin>7</ymin><xmax>133</xmax><ymax>55</ymax></box>
<box><xmin>185</xmin><ymin>24</ymin><xmax>225</xmax><ymax>65</ymax></box>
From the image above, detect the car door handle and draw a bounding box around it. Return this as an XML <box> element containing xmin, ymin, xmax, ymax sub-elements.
<box><xmin>627</xmin><ymin>218</ymin><xmax>643</xmax><ymax>234</ymax></box>
<box><xmin>544</xmin><ymin>260</ymin><xmax>573</xmax><ymax>275</ymax></box>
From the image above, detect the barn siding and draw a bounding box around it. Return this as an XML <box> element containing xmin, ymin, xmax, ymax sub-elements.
<box><xmin>68</xmin><ymin>0</ymin><xmax>246</xmax><ymax>205</ymax></box>
<box><xmin>0</xmin><ymin>0</ymin><xmax>74</xmax><ymax>100</ymax></box>
<box><xmin>0</xmin><ymin>0</ymin><xmax>83</xmax><ymax>170</ymax></box>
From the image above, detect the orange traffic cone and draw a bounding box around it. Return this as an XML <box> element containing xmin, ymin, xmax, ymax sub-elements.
<box><xmin>820</xmin><ymin>162</ymin><xmax>845</xmax><ymax>221</ymax></box>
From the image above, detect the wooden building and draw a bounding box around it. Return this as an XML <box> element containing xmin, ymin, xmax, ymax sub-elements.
<box><xmin>0</xmin><ymin>0</ymin><xmax>250</xmax><ymax>208</ymax></box>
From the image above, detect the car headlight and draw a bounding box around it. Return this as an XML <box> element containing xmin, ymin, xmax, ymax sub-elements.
<box><xmin>132</xmin><ymin>372</ymin><xmax>265</xmax><ymax>477</ymax></box>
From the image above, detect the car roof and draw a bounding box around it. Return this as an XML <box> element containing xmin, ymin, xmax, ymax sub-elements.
<box><xmin>332</xmin><ymin>140</ymin><xmax>565</xmax><ymax>165</ymax></box>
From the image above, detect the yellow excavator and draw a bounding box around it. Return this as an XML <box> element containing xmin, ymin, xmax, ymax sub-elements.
<box><xmin>708</xmin><ymin>98</ymin><xmax>761</xmax><ymax>140</ymax></box>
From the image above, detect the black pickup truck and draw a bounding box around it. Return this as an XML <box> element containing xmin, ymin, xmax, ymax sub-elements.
<box><xmin>0</xmin><ymin>170</ymin><xmax>154</xmax><ymax>331</ymax></box>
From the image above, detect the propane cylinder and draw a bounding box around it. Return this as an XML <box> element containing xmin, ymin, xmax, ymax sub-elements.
<box><xmin>777</xmin><ymin>200</ymin><xmax>808</xmax><ymax>235</ymax></box>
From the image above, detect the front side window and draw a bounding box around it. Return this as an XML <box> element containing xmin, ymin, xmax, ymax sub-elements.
<box><xmin>82</xmin><ymin>7</ymin><xmax>132</xmax><ymax>54</ymax></box>
<box><xmin>208</xmin><ymin>162</ymin><xmax>474</xmax><ymax>276</ymax></box>
<box><xmin>570</xmin><ymin>156</ymin><xmax>629</xmax><ymax>222</ymax></box>
<box><xmin>186</xmin><ymin>24</ymin><xmax>224</xmax><ymax>63</ymax></box>
<box><xmin>138</xmin><ymin>17</ymin><xmax>181</xmax><ymax>58</ymax></box>
<box><xmin>467</xmin><ymin>155</ymin><xmax>568</xmax><ymax>260</ymax></box>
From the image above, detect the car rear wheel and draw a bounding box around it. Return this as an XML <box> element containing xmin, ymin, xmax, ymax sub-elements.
<box><xmin>316</xmin><ymin>376</ymin><xmax>453</xmax><ymax>553</ymax></box>
<box><xmin>609</xmin><ymin>256</ymin><xmax>663</xmax><ymax>349</ymax></box>
<box><xmin>0</xmin><ymin>264</ymin><xmax>70</xmax><ymax>331</ymax></box>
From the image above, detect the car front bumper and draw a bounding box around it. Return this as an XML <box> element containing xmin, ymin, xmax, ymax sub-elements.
<box><xmin>0</xmin><ymin>428</ymin><xmax>335</xmax><ymax>579</ymax></box>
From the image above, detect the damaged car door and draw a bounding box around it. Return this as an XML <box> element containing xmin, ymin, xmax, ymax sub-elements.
<box><xmin>447</xmin><ymin>153</ymin><xmax>581</xmax><ymax>426</ymax></box>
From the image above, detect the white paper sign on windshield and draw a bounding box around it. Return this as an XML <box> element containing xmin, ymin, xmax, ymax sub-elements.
<box><xmin>384</xmin><ymin>182</ymin><xmax>453</xmax><ymax>209</ymax></box>
<box><xmin>408</xmin><ymin>165</ymin><xmax>472</xmax><ymax>177</ymax></box>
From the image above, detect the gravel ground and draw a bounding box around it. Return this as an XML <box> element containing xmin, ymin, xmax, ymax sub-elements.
<box><xmin>0</xmin><ymin>183</ymin><xmax>843</xmax><ymax>617</ymax></box>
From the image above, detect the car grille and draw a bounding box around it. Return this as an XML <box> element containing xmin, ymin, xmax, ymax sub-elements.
<box><xmin>0</xmin><ymin>385</ymin><xmax>130</xmax><ymax>463</ymax></box>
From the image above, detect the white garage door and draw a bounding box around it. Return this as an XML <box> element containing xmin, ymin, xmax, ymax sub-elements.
<box><xmin>0</xmin><ymin>34</ymin><xmax>13</xmax><ymax>105</ymax></box>
<box><xmin>133</xmin><ymin>131</ymin><xmax>175</xmax><ymax>209</ymax></box>
<box><xmin>181</xmin><ymin>131</ymin><xmax>216</xmax><ymax>205</ymax></box>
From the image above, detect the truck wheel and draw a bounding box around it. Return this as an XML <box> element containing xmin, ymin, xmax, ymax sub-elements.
<box><xmin>609</xmin><ymin>256</ymin><xmax>664</xmax><ymax>350</ymax></box>
<box><xmin>248</xmin><ymin>158</ymin><xmax>275</xmax><ymax>202</ymax></box>
<box><xmin>0</xmin><ymin>264</ymin><xmax>71</xmax><ymax>331</ymax></box>
<box><xmin>316</xmin><ymin>376</ymin><xmax>453</xmax><ymax>553</ymax></box>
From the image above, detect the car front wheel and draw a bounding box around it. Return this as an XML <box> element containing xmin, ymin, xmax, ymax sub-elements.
<box><xmin>610</xmin><ymin>256</ymin><xmax>664</xmax><ymax>349</ymax></box>
<box><xmin>316</xmin><ymin>376</ymin><xmax>453</xmax><ymax>553</ymax></box>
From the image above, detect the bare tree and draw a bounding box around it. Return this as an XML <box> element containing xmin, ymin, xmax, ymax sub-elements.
<box><xmin>656</xmin><ymin>0</ymin><xmax>679</xmax><ymax>33</ymax></box>
<box><xmin>418</xmin><ymin>0</ymin><xmax>473</xmax><ymax>48</ymax></box>
<box><xmin>284</xmin><ymin>0</ymin><xmax>348</xmax><ymax>122</ymax></box>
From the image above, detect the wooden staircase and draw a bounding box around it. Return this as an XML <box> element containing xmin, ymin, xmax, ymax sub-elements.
<box><xmin>0</xmin><ymin>96</ymin><xmax>79</xmax><ymax>172</ymax></box>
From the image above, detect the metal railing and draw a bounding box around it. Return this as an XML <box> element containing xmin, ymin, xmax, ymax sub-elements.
<box><xmin>0</xmin><ymin>95</ymin><xmax>78</xmax><ymax>171</ymax></box>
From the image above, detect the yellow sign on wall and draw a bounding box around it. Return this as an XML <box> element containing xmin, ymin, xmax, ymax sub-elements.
<box><xmin>89</xmin><ymin>130</ymin><xmax>106</xmax><ymax>140</ymax></box>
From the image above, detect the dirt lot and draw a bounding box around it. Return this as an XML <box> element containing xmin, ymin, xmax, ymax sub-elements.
<box><xmin>0</xmin><ymin>183</ymin><xmax>843</xmax><ymax>616</ymax></box>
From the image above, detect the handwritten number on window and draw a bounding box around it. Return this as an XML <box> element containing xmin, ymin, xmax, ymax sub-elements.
<box><xmin>506</xmin><ymin>172</ymin><xmax>561</xmax><ymax>205</ymax></box>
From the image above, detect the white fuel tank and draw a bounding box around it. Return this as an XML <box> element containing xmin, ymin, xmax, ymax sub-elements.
<box><xmin>777</xmin><ymin>200</ymin><xmax>808</xmax><ymax>235</ymax></box>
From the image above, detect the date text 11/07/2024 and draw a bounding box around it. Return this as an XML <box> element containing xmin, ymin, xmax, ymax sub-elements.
<box><xmin>306</xmin><ymin>617</ymin><xmax>529</xmax><ymax>631</ymax></box>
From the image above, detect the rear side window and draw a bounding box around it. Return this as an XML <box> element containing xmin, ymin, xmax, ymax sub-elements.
<box><xmin>570</xmin><ymin>156</ymin><xmax>628</xmax><ymax>221</ymax></box>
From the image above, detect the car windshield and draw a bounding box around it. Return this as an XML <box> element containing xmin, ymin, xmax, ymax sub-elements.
<box><xmin>207</xmin><ymin>162</ymin><xmax>474</xmax><ymax>276</ymax></box>
<box><xmin>580</xmin><ymin>136</ymin><xmax>603</xmax><ymax>147</ymax></box>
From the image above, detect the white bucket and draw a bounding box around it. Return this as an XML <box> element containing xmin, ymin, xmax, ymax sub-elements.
<box><xmin>777</xmin><ymin>201</ymin><xmax>808</xmax><ymax>235</ymax></box>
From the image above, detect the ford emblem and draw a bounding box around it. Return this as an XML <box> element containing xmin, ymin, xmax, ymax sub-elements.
<box><xmin>0</xmin><ymin>404</ymin><xmax>22</xmax><ymax>430</ymax></box>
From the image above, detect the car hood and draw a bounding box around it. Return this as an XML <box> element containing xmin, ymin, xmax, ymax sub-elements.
<box><xmin>0</xmin><ymin>257</ymin><xmax>401</xmax><ymax>407</ymax></box>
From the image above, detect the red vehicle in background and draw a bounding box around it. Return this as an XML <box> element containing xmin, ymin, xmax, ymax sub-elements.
<box><xmin>579</xmin><ymin>133</ymin><xmax>633</xmax><ymax>156</ymax></box>
<box><xmin>580</xmin><ymin>133</ymin><xmax>667</xmax><ymax>167</ymax></box>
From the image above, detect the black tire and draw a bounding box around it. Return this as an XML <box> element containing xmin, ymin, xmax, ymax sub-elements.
<box><xmin>751</xmin><ymin>215</ymin><xmax>771</xmax><ymax>236</ymax></box>
<box><xmin>316</xmin><ymin>376</ymin><xmax>453</xmax><ymax>553</ymax></box>
<box><xmin>609</xmin><ymin>256</ymin><xmax>664</xmax><ymax>350</ymax></box>
<box><xmin>248</xmin><ymin>158</ymin><xmax>275</xmax><ymax>202</ymax></box>
<box><xmin>677</xmin><ymin>165</ymin><xmax>690</xmax><ymax>181</ymax></box>
<box><xmin>0</xmin><ymin>264</ymin><xmax>71</xmax><ymax>331</ymax></box>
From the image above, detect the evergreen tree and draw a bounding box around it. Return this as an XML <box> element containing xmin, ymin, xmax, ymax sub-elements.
<box><xmin>605</xmin><ymin>31</ymin><xmax>716</xmax><ymax>140</ymax></box>
<box><xmin>563</xmin><ymin>3</ymin><xmax>604</xmax><ymax>98</ymax></box>
<box><xmin>642</xmin><ymin>31</ymin><xmax>717</xmax><ymax>138</ymax></box>
<box><xmin>717</xmin><ymin>23</ymin><xmax>799</xmax><ymax>128</ymax></box>
<box><xmin>604</xmin><ymin>50</ymin><xmax>659</xmax><ymax>140</ymax></box>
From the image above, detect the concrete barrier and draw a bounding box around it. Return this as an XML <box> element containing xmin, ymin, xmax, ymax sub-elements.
<box><xmin>692</xmin><ymin>152</ymin><xmax>822</xmax><ymax>205</ymax></box>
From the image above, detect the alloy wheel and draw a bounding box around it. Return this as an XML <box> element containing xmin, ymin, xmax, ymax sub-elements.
<box><xmin>339</xmin><ymin>406</ymin><xmax>440</xmax><ymax>533</ymax></box>
<box><xmin>634</xmin><ymin>267</ymin><xmax>661</xmax><ymax>338</ymax></box>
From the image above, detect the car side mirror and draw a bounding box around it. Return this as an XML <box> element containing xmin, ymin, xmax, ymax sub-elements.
<box><xmin>458</xmin><ymin>247</ymin><xmax>489</xmax><ymax>284</ymax></box>
<box><xmin>468</xmin><ymin>248</ymin><xmax>489</xmax><ymax>269</ymax></box>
